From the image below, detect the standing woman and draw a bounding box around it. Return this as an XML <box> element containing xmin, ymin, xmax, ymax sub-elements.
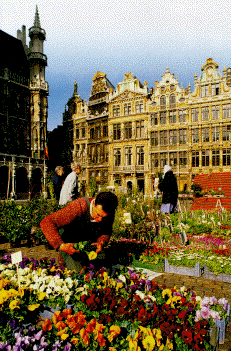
<box><xmin>158</xmin><ymin>165</ymin><xmax>178</xmax><ymax>214</ymax></box>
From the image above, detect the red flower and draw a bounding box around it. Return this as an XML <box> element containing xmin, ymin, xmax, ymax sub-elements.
<box><xmin>178</xmin><ymin>310</ymin><xmax>187</xmax><ymax>319</ymax></box>
<box><xmin>181</xmin><ymin>330</ymin><xmax>193</xmax><ymax>344</ymax></box>
<box><xmin>116</xmin><ymin>307</ymin><xmax>125</xmax><ymax>315</ymax></box>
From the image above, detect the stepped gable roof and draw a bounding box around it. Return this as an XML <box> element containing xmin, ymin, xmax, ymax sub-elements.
<box><xmin>1</xmin><ymin>30</ymin><xmax>28</xmax><ymax>73</ymax></box>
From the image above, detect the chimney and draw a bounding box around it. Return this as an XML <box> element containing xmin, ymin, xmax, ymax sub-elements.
<box><xmin>17</xmin><ymin>25</ymin><xmax>26</xmax><ymax>47</ymax></box>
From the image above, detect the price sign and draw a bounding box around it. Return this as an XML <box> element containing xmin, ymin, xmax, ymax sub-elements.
<box><xmin>11</xmin><ymin>251</ymin><xmax>22</xmax><ymax>265</ymax></box>
<box><xmin>123</xmin><ymin>212</ymin><xmax>132</xmax><ymax>224</ymax></box>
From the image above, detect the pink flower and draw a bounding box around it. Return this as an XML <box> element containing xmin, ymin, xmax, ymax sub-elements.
<box><xmin>200</xmin><ymin>307</ymin><xmax>211</xmax><ymax>319</ymax></box>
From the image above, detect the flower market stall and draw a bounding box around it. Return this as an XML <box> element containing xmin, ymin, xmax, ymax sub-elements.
<box><xmin>0</xmin><ymin>254</ymin><xmax>229</xmax><ymax>350</ymax></box>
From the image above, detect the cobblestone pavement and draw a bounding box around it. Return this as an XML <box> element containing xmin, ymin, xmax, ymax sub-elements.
<box><xmin>1</xmin><ymin>243</ymin><xmax>230</xmax><ymax>350</ymax></box>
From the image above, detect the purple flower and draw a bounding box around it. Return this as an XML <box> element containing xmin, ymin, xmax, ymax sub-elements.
<box><xmin>63</xmin><ymin>342</ymin><xmax>72</xmax><ymax>351</ymax></box>
<box><xmin>130</xmin><ymin>272</ymin><xmax>137</xmax><ymax>279</ymax></box>
<box><xmin>139</xmin><ymin>279</ymin><xmax>146</xmax><ymax>286</ymax></box>
<box><xmin>0</xmin><ymin>342</ymin><xmax>8</xmax><ymax>350</ymax></box>
<box><xmin>34</xmin><ymin>330</ymin><xmax>43</xmax><ymax>341</ymax></box>
<box><xmin>52</xmin><ymin>341</ymin><xmax>61</xmax><ymax>351</ymax></box>
<box><xmin>201</xmin><ymin>296</ymin><xmax>210</xmax><ymax>307</ymax></box>
<box><xmin>195</xmin><ymin>310</ymin><xmax>202</xmax><ymax>322</ymax></box>
<box><xmin>209</xmin><ymin>296</ymin><xmax>217</xmax><ymax>305</ymax></box>
<box><xmin>7</xmin><ymin>319</ymin><xmax>16</xmax><ymax>329</ymax></box>
<box><xmin>201</xmin><ymin>307</ymin><xmax>211</xmax><ymax>319</ymax></box>
<box><xmin>33</xmin><ymin>260</ymin><xmax>39</xmax><ymax>268</ymax></box>
<box><xmin>40</xmin><ymin>336</ymin><xmax>48</xmax><ymax>348</ymax></box>
<box><xmin>131</xmin><ymin>284</ymin><xmax>139</xmax><ymax>292</ymax></box>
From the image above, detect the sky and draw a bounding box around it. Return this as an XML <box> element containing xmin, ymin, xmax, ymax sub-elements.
<box><xmin>1</xmin><ymin>0</ymin><xmax>231</xmax><ymax>131</ymax></box>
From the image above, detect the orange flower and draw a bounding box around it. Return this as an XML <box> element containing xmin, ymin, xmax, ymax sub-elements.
<box><xmin>63</xmin><ymin>308</ymin><xmax>72</xmax><ymax>319</ymax></box>
<box><xmin>86</xmin><ymin>318</ymin><xmax>97</xmax><ymax>333</ymax></box>
<box><xmin>97</xmin><ymin>333</ymin><xmax>106</xmax><ymax>347</ymax></box>
<box><xmin>71</xmin><ymin>337</ymin><xmax>79</xmax><ymax>345</ymax></box>
<box><xmin>57</xmin><ymin>328</ymin><xmax>68</xmax><ymax>337</ymax></box>
<box><xmin>52</xmin><ymin>310</ymin><xmax>63</xmax><ymax>324</ymax></box>
<box><xmin>56</xmin><ymin>321</ymin><xmax>67</xmax><ymax>330</ymax></box>
<box><xmin>42</xmin><ymin>318</ymin><xmax>52</xmax><ymax>332</ymax></box>
<box><xmin>75</xmin><ymin>311</ymin><xmax>86</xmax><ymax>326</ymax></box>
<box><xmin>108</xmin><ymin>325</ymin><xmax>121</xmax><ymax>342</ymax></box>
<box><xmin>79</xmin><ymin>327</ymin><xmax>90</xmax><ymax>346</ymax></box>
<box><xmin>71</xmin><ymin>324</ymin><xmax>82</xmax><ymax>335</ymax></box>
<box><xmin>66</xmin><ymin>315</ymin><xmax>76</xmax><ymax>328</ymax></box>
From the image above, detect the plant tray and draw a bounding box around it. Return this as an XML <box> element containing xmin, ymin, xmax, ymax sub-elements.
<box><xmin>164</xmin><ymin>259</ymin><xmax>201</xmax><ymax>277</ymax></box>
<box><xmin>203</xmin><ymin>266</ymin><xmax>231</xmax><ymax>283</ymax></box>
<box><xmin>215</xmin><ymin>319</ymin><xmax>226</xmax><ymax>344</ymax></box>
<box><xmin>210</xmin><ymin>325</ymin><xmax>219</xmax><ymax>350</ymax></box>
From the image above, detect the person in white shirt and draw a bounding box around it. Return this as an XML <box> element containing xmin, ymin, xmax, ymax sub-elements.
<box><xmin>59</xmin><ymin>162</ymin><xmax>81</xmax><ymax>206</ymax></box>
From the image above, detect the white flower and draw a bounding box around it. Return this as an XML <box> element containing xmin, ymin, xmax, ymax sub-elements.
<box><xmin>118</xmin><ymin>275</ymin><xmax>126</xmax><ymax>283</ymax></box>
<box><xmin>135</xmin><ymin>291</ymin><xmax>145</xmax><ymax>300</ymax></box>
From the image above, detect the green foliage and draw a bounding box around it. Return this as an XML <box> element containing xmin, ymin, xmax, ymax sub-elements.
<box><xmin>191</xmin><ymin>183</ymin><xmax>202</xmax><ymax>197</ymax></box>
<box><xmin>87</xmin><ymin>178</ymin><xmax>98</xmax><ymax>197</ymax></box>
<box><xmin>0</xmin><ymin>200</ymin><xmax>59</xmax><ymax>246</ymax></box>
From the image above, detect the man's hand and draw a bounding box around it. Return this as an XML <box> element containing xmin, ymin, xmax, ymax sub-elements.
<box><xmin>59</xmin><ymin>243</ymin><xmax>79</xmax><ymax>255</ymax></box>
<box><xmin>91</xmin><ymin>242</ymin><xmax>103</xmax><ymax>253</ymax></box>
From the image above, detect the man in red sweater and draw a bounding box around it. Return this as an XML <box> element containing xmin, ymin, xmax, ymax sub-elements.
<box><xmin>40</xmin><ymin>191</ymin><xmax>118</xmax><ymax>270</ymax></box>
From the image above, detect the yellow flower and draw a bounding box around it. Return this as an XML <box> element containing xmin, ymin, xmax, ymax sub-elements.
<box><xmin>8</xmin><ymin>289</ymin><xmax>19</xmax><ymax>298</ymax></box>
<box><xmin>116</xmin><ymin>282</ymin><xmax>123</xmax><ymax>291</ymax></box>
<box><xmin>152</xmin><ymin>328</ymin><xmax>162</xmax><ymax>347</ymax></box>
<box><xmin>109</xmin><ymin>348</ymin><xmax>117</xmax><ymax>351</ymax></box>
<box><xmin>102</xmin><ymin>272</ymin><xmax>108</xmax><ymax>281</ymax></box>
<box><xmin>166</xmin><ymin>337</ymin><xmax>173</xmax><ymax>350</ymax></box>
<box><xmin>88</xmin><ymin>251</ymin><xmax>97</xmax><ymax>260</ymax></box>
<box><xmin>38</xmin><ymin>292</ymin><xmax>46</xmax><ymax>301</ymax></box>
<box><xmin>162</xmin><ymin>289</ymin><xmax>172</xmax><ymax>304</ymax></box>
<box><xmin>0</xmin><ymin>278</ymin><xmax>8</xmax><ymax>290</ymax></box>
<box><xmin>170</xmin><ymin>295</ymin><xmax>182</xmax><ymax>308</ymax></box>
<box><xmin>139</xmin><ymin>326</ymin><xmax>152</xmax><ymax>337</ymax></box>
<box><xmin>142</xmin><ymin>335</ymin><xmax>155</xmax><ymax>351</ymax></box>
<box><xmin>9</xmin><ymin>300</ymin><xmax>20</xmax><ymax>310</ymax></box>
<box><xmin>127</xmin><ymin>336</ymin><xmax>141</xmax><ymax>351</ymax></box>
<box><xmin>61</xmin><ymin>333</ymin><xmax>69</xmax><ymax>341</ymax></box>
<box><xmin>0</xmin><ymin>289</ymin><xmax>9</xmax><ymax>304</ymax></box>
<box><xmin>71</xmin><ymin>337</ymin><xmax>79</xmax><ymax>345</ymax></box>
<box><xmin>28</xmin><ymin>304</ymin><xmax>40</xmax><ymax>311</ymax></box>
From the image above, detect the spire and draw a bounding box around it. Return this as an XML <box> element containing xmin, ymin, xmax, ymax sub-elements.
<box><xmin>34</xmin><ymin>5</ymin><xmax>41</xmax><ymax>28</ymax></box>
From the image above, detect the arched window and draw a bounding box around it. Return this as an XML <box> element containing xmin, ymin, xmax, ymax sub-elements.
<box><xmin>169</xmin><ymin>94</ymin><xmax>176</xmax><ymax>108</ymax></box>
<box><xmin>160</xmin><ymin>95</ymin><xmax>166</xmax><ymax>110</ymax></box>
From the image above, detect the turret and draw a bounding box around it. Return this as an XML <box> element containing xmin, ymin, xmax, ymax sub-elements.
<box><xmin>28</xmin><ymin>6</ymin><xmax>48</xmax><ymax>160</ymax></box>
<box><xmin>28</xmin><ymin>5</ymin><xmax>47</xmax><ymax>88</ymax></box>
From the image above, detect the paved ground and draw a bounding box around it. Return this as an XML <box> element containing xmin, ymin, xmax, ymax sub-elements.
<box><xmin>0</xmin><ymin>243</ymin><xmax>230</xmax><ymax>350</ymax></box>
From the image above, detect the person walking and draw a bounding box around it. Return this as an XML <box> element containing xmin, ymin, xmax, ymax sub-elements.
<box><xmin>40</xmin><ymin>191</ymin><xmax>118</xmax><ymax>271</ymax></box>
<box><xmin>59</xmin><ymin>162</ymin><xmax>81</xmax><ymax>206</ymax></box>
<box><xmin>51</xmin><ymin>166</ymin><xmax>64</xmax><ymax>201</ymax></box>
<box><xmin>158</xmin><ymin>165</ymin><xmax>178</xmax><ymax>214</ymax></box>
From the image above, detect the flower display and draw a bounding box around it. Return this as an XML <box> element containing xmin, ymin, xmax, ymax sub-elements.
<box><xmin>0</xmin><ymin>257</ymin><xmax>220</xmax><ymax>350</ymax></box>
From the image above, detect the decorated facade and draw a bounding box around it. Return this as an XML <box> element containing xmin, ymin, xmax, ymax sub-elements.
<box><xmin>66</xmin><ymin>59</ymin><xmax>231</xmax><ymax>196</ymax></box>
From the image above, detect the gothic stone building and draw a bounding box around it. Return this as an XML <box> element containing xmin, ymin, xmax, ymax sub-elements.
<box><xmin>0</xmin><ymin>6</ymin><xmax>48</xmax><ymax>199</ymax></box>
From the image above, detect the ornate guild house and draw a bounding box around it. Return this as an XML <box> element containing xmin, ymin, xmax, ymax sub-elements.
<box><xmin>64</xmin><ymin>59</ymin><xmax>231</xmax><ymax>196</ymax></box>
